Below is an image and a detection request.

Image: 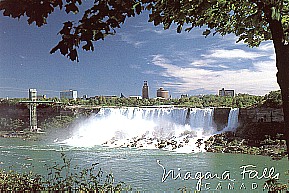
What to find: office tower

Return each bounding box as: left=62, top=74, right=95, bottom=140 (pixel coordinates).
left=142, top=81, right=149, bottom=99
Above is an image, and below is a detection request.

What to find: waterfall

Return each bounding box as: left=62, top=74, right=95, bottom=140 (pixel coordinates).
left=96, top=107, right=215, bottom=130
left=189, top=108, right=215, bottom=132
left=62, top=107, right=239, bottom=153
left=223, top=108, right=239, bottom=131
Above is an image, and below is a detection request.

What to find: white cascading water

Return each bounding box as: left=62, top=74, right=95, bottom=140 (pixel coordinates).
left=62, top=107, right=239, bottom=153
left=223, top=108, right=239, bottom=132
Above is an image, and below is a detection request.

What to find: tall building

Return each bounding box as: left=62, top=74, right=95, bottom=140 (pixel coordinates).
left=28, top=89, right=37, bottom=131
left=157, top=87, right=169, bottom=99
left=219, top=88, right=235, bottom=97
left=142, top=81, right=149, bottom=99
left=29, top=89, right=37, bottom=101
left=60, top=90, right=78, bottom=100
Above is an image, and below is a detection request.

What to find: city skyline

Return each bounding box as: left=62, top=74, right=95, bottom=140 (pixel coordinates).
left=0, top=85, right=240, bottom=100
left=0, top=9, right=279, bottom=98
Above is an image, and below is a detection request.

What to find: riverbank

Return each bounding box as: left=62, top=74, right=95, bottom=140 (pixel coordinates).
left=205, top=131, right=287, bottom=160
left=0, top=130, right=45, bottom=141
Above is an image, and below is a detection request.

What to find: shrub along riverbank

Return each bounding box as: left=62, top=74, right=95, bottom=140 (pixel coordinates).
left=205, top=131, right=287, bottom=160
left=0, top=152, right=130, bottom=192
left=0, top=115, right=77, bottom=141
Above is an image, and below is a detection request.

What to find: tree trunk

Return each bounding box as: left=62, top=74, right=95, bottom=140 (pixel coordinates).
left=273, top=42, right=289, bottom=159
left=275, top=47, right=289, bottom=159
left=269, top=18, right=289, bottom=159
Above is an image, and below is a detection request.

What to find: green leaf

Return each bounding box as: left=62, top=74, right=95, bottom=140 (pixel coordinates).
left=82, top=41, right=94, bottom=51
left=271, top=7, right=281, bottom=20
left=134, top=3, right=142, bottom=15
left=68, top=49, right=78, bottom=62
left=65, top=3, right=79, bottom=14
left=177, top=25, right=183, bottom=33
left=202, top=29, right=211, bottom=36
left=185, top=27, right=193, bottom=32
left=94, top=32, right=104, bottom=41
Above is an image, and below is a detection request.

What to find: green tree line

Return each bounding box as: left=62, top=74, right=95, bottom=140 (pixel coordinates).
left=51, top=91, right=283, bottom=108
left=66, top=91, right=282, bottom=108
left=2, top=91, right=282, bottom=109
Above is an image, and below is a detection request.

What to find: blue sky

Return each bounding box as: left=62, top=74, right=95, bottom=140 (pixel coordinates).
left=0, top=8, right=279, bottom=99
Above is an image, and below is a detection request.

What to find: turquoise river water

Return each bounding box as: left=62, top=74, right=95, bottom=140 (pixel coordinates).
left=0, top=107, right=288, bottom=192
left=0, top=138, right=288, bottom=192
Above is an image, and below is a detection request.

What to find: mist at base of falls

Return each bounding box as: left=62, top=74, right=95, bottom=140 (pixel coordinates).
left=62, top=107, right=239, bottom=153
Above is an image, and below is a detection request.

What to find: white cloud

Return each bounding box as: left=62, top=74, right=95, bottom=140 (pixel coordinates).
left=143, top=70, right=159, bottom=75
left=257, top=42, right=274, bottom=52
left=151, top=29, right=166, bottom=35
left=204, top=49, right=266, bottom=59
left=135, top=19, right=278, bottom=96
left=218, top=64, right=230, bottom=69
left=257, top=42, right=276, bottom=60
left=118, top=33, right=145, bottom=48
left=130, top=64, right=141, bottom=69
left=190, top=59, right=216, bottom=67
left=150, top=54, right=279, bottom=95
left=189, top=59, right=229, bottom=69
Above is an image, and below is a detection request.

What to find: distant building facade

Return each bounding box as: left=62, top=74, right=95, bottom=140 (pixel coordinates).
left=219, top=88, right=235, bottom=97
left=142, top=81, right=149, bottom=99
left=37, top=95, right=46, bottom=99
left=157, top=87, right=170, bottom=99
left=129, top=96, right=142, bottom=99
left=60, top=90, right=78, bottom=100
left=29, top=89, right=37, bottom=101
left=180, top=94, right=189, bottom=98
left=28, top=89, right=37, bottom=131
left=89, top=95, right=117, bottom=100
left=103, top=95, right=117, bottom=99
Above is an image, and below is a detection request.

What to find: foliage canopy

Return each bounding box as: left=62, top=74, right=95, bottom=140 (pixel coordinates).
left=2, top=0, right=289, bottom=61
